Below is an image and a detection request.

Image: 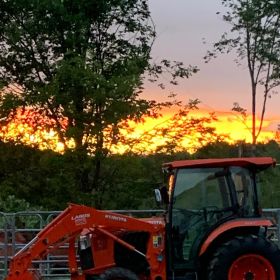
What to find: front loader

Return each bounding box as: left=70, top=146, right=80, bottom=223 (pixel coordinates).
left=5, top=157, right=280, bottom=280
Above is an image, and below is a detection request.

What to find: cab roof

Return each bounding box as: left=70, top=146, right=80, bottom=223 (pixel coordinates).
left=163, top=157, right=276, bottom=171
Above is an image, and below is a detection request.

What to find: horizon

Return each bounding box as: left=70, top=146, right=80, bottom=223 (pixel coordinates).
left=1, top=106, right=277, bottom=154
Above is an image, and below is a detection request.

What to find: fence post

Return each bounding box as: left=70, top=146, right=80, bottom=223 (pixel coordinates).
left=3, top=217, right=8, bottom=278
left=0, top=213, right=9, bottom=279
left=276, top=209, right=280, bottom=248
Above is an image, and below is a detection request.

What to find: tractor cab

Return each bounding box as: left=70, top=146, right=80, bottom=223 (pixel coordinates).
left=160, top=157, right=276, bottom=277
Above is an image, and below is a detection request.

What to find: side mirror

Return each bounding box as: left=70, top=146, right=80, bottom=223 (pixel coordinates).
left=154, top=186, right=169, bottom=206
left=154, top=189, right=162, bottom=204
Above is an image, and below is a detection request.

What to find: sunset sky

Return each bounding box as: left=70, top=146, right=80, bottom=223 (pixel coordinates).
left=145, top=0, right=280, bottom=135
left=1, top=1, right=279, bottom=153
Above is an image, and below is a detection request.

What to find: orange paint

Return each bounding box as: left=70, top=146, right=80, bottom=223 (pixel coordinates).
left=6, top=204, right=166, bottom=280
left=199, top=218, right=273, bottom=256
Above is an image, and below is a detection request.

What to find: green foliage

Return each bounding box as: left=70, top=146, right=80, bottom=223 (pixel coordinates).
left=0, top=195, right=33, bottom=213
left=1, top=140, right=279, bottom=211
left=0, top=0, right=197, bottom=199
left=0, top=141, right=189, bottom=210
left=253, top=141, right=280, bottom=208
left=0, top=0, right=154, bottom=148
left=0, top=141, right=280, bottom=211
left=0, top=0, right=195, bottom=151
left=0, top=194, right=43, bottom=229
left=98, top=152, right=191, bottom=209
left=195, top=141, right=240, bottom=158
left=0, top=141, right=80, bottom=210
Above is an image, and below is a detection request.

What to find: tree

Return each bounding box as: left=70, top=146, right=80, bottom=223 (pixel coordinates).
left=0, top=0, right=196, bottom=206
left=194, top=141, right=239, bottom=159
left=113, top=100, right=227, bottom=154
left=206, top=0, right=280, bottom=148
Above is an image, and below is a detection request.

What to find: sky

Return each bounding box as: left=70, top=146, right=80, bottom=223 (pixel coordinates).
left=146, top=0, right=280, bottom=132
left=2, top=0, right=279, bottom=151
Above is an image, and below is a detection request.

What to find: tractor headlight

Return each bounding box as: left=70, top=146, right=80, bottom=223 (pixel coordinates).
left=79, top=234, right=91, bottom=250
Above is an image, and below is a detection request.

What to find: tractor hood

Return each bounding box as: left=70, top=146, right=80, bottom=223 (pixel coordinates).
left=140, top=216, right=165, bottom=226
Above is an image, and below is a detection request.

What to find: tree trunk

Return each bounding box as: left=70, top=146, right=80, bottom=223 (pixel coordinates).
left=91, top=129, right=105, bottom=208
left=252, top=85, right=257, bottom=155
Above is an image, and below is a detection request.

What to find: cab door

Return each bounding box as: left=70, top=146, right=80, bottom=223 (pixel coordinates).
left=170, top=167, right=234, bottom=268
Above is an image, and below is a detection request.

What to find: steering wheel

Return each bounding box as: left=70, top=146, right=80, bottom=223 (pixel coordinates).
left=173, top=208, right=203, bottom=235
left=201, top=206, right=234, bottom=222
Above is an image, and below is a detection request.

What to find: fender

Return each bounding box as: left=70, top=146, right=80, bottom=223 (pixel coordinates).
left=199, top=218, right=273, bottom=256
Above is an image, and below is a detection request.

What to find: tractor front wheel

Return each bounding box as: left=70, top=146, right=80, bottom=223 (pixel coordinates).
left=207, top=235, right=280, bottom=280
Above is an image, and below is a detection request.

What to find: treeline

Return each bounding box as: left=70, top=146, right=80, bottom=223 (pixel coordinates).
left=1, top=140, right=280, bottom=212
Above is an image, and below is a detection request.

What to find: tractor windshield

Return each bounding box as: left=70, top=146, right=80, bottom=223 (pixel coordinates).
left=170, top=166, right=257, bottom=266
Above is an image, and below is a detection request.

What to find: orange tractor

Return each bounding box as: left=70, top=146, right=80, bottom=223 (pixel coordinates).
left=5, top=157, right=280, bottom=280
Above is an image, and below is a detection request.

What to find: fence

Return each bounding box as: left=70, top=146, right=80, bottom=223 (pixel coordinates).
left=262, top=208, right=280, bottom=245
left=0, top=210, right=63, bottom=280
left=1, top=209, right=280, bottom=279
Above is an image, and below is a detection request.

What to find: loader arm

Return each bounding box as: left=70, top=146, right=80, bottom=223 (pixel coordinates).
left=6, top=203, right=164, bottom=280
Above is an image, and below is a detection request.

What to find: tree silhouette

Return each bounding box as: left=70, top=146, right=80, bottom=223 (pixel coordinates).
left=206, top=0, right=280, bottom=149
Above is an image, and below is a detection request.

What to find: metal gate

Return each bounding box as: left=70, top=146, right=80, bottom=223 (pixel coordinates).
left=0, top=210, right=69, bottom=280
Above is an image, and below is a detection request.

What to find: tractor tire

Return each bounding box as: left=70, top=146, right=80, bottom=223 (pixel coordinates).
left=98, top=267, right=139, bottom=280
left=207, top=235, right=280, bottom=280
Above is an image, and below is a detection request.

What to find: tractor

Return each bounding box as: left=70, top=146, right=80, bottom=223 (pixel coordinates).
left=5, top=157, right=280, bottom=280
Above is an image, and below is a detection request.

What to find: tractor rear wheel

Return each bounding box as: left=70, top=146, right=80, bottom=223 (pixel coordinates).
left=98, top=267, right=139, bottom=280
left=207, top=235, right=280, bottom=280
